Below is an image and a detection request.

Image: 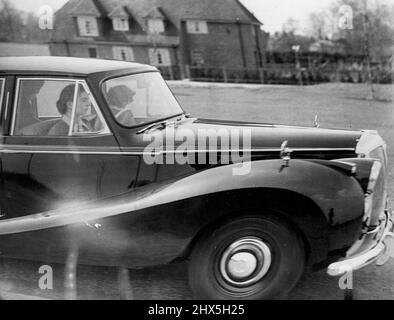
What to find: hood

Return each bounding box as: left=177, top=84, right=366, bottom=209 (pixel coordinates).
left=133, top=117, right=363, bottom=160
left=188, top=119, right=361, bottom=151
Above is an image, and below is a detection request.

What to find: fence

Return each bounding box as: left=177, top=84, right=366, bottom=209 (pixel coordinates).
left=156, top=65, right=182, bottom=81
left=159, top=63, right=391, bottom=85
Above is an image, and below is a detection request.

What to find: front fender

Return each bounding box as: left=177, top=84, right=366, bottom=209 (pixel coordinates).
left=154, top=159, right=365, bottom=226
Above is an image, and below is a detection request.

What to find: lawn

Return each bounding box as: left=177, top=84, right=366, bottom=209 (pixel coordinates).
left=169, top=81, right=394, bottom=208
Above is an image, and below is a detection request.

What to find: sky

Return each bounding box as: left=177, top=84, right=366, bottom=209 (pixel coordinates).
left=240, top=0, right=332, bottom=34
left=4, top=0, right=359, bottom=34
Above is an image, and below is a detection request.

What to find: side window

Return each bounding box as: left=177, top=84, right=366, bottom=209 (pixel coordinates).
left=12, top=79, right=109, bottom=137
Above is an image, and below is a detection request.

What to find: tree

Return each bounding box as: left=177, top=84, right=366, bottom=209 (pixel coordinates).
left=308, top=0, right=394, bottom=61
left=0, top=0, right=51, bottom=42
left=308, top=10, right=336, bottom=40
left=0, top=0, right=24, bottom=41
left=282, top=17, right=300, bottom=34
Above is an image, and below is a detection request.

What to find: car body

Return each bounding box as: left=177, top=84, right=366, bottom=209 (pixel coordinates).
left=0, top=56, right=392, bottom=299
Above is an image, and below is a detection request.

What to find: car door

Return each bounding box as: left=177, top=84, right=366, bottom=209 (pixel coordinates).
left=0, top=77, right=140, bottom=220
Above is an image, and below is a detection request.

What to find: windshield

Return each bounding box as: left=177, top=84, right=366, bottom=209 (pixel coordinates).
left=102, top=72, right=183, bottom=127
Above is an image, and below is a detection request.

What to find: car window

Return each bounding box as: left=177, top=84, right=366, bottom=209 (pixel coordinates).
left=12, top=79, right=109, bottom=137
left=102, top=72, right=183, bottom=127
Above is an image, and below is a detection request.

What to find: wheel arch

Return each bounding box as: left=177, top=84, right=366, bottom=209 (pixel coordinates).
left=179, top=187, right=330, bottom=267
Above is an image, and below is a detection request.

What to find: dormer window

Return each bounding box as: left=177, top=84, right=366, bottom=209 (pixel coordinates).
left=147, top=19, right=165, bottom=34
left=112, top=18, right=129, bottom=31
left=144, top=7, right=166, bottom=34
left=108, top=6, right=130, bottom=32
left=77, top=16, right=99, bottom=37
left=186, top=20, right=208, bottom=34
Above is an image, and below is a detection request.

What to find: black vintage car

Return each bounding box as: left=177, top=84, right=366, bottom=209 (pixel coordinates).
left=0, top=56, right=392, bottom=300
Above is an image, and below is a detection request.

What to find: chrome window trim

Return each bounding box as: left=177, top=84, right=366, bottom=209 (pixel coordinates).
left=4, top=92, right=9, bottom=122
left=0, top=146, right=356, bottom=155
left=0, top=78, right=5, bottom=117
left=77, top=80, right=110, bottom=136
left=11, top=77, right=111, bottom=137
left=68, top=81, right=79, bottom=137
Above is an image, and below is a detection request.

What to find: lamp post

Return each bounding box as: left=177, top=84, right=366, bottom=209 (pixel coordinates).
left=292, top=45, right=303, bottom=86
left=362, top=0, right=376, bottom=100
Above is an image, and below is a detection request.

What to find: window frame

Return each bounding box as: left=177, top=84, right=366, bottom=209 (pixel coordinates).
left=88, top=47, right=99, bottom=58
left=0, top=78, right=5, bottom=118
left=186, top=20, right=208, bottom=34
left=147, top=18, right=165, bottom=34
left=112, top=46, right=134, bottom=61
left=10, top=77, right=111, bottom=137
left=77, top=16, right=99, bottom=37
left=101, top=71, right=184, bottom=129
left=148, top=48, right=171, bottom=66
left=112, top=17, right=129, bottom=31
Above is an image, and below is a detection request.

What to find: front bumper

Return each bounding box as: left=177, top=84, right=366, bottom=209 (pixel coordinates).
left=327, top=210, right=394, bottom=276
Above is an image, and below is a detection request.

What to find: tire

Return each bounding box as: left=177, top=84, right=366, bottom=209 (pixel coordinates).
left=188, top=213, right=306, bottom=300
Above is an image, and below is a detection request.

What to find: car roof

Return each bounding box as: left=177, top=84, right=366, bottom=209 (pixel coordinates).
left=0, top=56, right=157, bottom=76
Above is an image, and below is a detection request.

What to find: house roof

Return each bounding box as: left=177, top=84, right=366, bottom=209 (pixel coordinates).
left=108, top=5, right=129, bottom=18
left=68, top=0, right=102, bottom=17
left=52, top=0, right=263, bottom=43
left=144, top=6, right=166, bottom=20
left=127, top=0, right=262, bottom=24
left=57, top=0, right=262, bottom=24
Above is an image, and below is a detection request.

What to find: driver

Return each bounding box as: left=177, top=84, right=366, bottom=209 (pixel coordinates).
left=106, top=85, right=137, bottom=126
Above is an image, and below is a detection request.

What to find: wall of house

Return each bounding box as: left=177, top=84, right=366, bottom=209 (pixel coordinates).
left=50, top=42, right=178, bottom=67
left=183, top=22, right=264, bottom=70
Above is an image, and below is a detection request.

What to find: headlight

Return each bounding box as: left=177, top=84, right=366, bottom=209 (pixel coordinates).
left=364, top=160, right=386, bottom=226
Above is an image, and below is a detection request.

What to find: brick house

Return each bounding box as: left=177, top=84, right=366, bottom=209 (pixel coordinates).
left=50, top=0, right=266, bottom=78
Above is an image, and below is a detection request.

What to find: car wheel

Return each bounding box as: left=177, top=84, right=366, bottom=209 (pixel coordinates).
left=189, top=214, right=306, bottom=300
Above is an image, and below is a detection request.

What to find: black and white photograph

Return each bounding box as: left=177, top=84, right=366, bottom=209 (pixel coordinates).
left=0, top=0, right=393, bottom=303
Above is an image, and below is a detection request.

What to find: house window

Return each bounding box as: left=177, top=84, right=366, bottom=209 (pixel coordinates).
left=112, top=18, right=129, bottom=31
left=149, top=48, right=171, bottom=66
left=191, top=51, right=204, bottom=66
left=186, top=20, right=208, bottom=34
left=251, top=25, right=256, bottom=37
left=113, top=47, right=134, bottom=61
left=88, top=47, right=98, bottom=58
left=77, top=16, right=99, bottom=37
left=147, top=19, right=165, bottom=34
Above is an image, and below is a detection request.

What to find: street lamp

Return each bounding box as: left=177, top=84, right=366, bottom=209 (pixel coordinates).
left=292, top=45, right=303, bottom=86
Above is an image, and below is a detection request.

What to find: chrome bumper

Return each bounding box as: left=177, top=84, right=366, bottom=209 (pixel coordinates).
left=327, top=210, right=394, bottom=276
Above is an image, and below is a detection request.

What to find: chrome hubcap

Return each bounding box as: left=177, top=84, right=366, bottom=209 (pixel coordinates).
left=220, top=237, right=271, bottom=287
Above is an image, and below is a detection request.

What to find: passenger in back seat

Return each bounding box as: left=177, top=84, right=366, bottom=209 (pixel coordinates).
left=49, top=84, right=94, bottom=136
